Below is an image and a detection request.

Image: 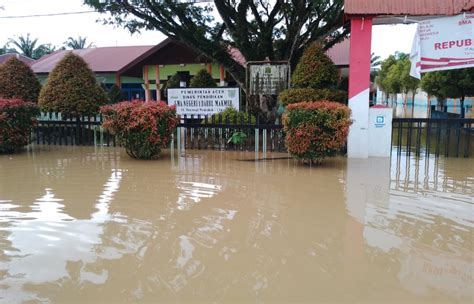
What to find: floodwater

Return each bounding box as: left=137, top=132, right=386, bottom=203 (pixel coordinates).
left=392, top=100, right=473, bottom=119
left=0, top=147, right=472, bottom=303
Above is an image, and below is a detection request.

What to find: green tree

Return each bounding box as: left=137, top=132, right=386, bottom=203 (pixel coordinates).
left=376, top=55, right=397, bottom=100
left=106, top=84, right=126, bottom=104
left=278, top=43, right=345, bottom=105
left=39, top=52, right=107, bottom=115
left=85, top=0, right=347, bottom=88
left=421, top=68, right=474, bottom=117
left=165, top=73, right=182, bottom=90
left=190, top=69, right=216, bottom=88
left=370, top=53, right=381, bottom=68
left=376, top=52, right=413, bottom=102
left=398, top=58, right=419, bottom=103
left=7, top=34, right=56, bottom=60
left=64, top=36, right=95, bottom=49
left=0, top=45, right=17, bottom=55
left=291, top=43, right=338, bottom=89
left=0, top=57, right=41, bottom=102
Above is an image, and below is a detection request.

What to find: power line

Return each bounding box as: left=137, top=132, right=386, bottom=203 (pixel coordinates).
left=0, top=10, right=96, bottom=19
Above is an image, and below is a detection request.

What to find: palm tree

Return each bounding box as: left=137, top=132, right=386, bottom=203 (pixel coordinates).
left=64, top=36, right=95, bottom=49
left=8, top=34, right=38, bottom=58
left=0, top=45, right=17, bottom=55
left=7, top=34, right=55, bottom=59
left=371, top=53, right=382, bottom=68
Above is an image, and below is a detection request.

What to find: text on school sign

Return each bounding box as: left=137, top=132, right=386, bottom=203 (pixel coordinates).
left=167, top=88, right=240, bottom=116
left=410, top=13, right=474, bottom=78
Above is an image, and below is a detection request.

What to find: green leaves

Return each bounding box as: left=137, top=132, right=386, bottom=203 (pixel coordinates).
left=290, top=43, right=339, bottom=90
left=0, top=99, right=39, bottom=153
left=0, top=57, right=41, bottom=103
left=283, top=101, right=351, bottom=163
left=190, top=69, right=216, bottom=88
left=38, top=52, right=107, bottom=116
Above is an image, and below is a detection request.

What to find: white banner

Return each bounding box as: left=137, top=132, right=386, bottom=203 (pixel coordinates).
left=410, top=13, right=474, bottom=79
left=167, top=88, right=240, bottom=116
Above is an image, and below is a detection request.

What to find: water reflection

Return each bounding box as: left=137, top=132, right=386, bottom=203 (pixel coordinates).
left=0, top=147, right=472, bottom=302
left=0, top=165, right=123, bottom=303
left=346, top=155, right=473, bottom=301
left=393, top=100, right=474, bottom=118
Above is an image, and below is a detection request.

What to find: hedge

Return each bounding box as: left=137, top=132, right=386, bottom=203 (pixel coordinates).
left=279, top=88, right=347, bottom=105
left=201, top=107, right=256, bottom=125
left=190, top=69, right=216, bottom=88
left=290, top=43, right=339, bottom=89
left=101, top=101, right=178, bottom=159
left=39, top=52, right=106, bottom=116
left=0, top=57, right=41, bottom=103
left=0, top=98, right=40, bottom=153
left=283, top=101, right=352, bottom=163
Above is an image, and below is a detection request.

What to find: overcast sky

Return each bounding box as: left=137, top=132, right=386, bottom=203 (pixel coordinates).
left=0, top=0, right=417, bottom=60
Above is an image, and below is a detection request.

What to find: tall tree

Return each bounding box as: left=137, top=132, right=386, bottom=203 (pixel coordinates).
left=370, top=53, right=381, bottom=68
left=376, top=52, right=412, bottom=102
left=7, top=34, right=56, bottom=59
left=421, top=68, right=474, bottom=118
left=398, top=58, right=419, bottom=103
left=64, top=36, right=95, bottom=49
left=84, top=0, right=347, bottom=89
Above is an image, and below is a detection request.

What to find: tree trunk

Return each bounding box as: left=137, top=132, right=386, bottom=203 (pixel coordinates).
left=460, top=96, right=465, bottom=118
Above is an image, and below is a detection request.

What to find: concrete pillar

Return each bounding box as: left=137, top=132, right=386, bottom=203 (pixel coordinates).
left=348, top=17, right=373, bottom=158
left=115, top=74, right=121, bottom=87
left=219, top=65, right=226, bottom=87
left=155, top=65, right=161, bottom=101
left=144, top=65, right=151, bottom=102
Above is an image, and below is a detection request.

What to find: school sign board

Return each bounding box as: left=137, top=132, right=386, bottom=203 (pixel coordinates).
left=410, top=13, right=474, bottom=78
left=248, top=63, right=290, bottom=95
left=167, top=88, right=240, bottom=116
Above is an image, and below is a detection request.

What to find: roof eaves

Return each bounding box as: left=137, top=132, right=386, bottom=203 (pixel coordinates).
left=117, top=37, right=174, bottom=75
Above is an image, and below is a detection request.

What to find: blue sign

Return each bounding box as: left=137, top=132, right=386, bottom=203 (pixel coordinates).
left=375, top=115, right=385, bottom=128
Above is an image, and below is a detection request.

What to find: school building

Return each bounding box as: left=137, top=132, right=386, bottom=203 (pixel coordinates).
left=31, top=38, right=349, bottom=101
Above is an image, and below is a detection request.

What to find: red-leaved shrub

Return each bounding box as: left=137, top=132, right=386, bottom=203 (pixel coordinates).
left=283, top=101, right=352, bottom=163
left=100, top=101, right=178, bottom=159
left=0, top=98, right=40, bottom=153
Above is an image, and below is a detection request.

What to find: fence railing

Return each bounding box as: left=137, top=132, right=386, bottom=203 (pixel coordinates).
left=174, top=114, right=285, bottom=152
left=32, top=113, right=285, bottom=152
left=391, top=118, right=474, bottom=158
left=33, top=112, right=116, bottom=146
left=33, top=114, right=473, bottom=158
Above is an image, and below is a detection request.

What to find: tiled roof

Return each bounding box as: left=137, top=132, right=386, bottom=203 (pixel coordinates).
left=345, top=0, right=474, bottom=16
left=228, top=41, right=350, bottom=67
left=0, top=53, right=35, bottom=66
left=326, top=39, right=350, bottom=67
left=31, top=45, right=154, bottom=74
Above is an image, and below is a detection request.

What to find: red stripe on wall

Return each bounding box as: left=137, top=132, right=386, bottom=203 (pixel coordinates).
left=348, top=17, right=373, bottom=100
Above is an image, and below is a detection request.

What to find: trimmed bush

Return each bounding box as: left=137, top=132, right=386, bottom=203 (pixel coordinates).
left=0, top=98, right=40, bottom=153
left=202, top=107, right=256, bottom=124
left=283, top=101, right=352, bottom=163
left=291, top=43, right=339, bottom=89
left=279, top=43, right=346, bottom=106
left=106, top=84, right=126, bottom=104
left=190, top=69, right=216, bottom=88
left=165, top=73, right=182, bottom=90
left=279, top=88, right=347, bottom=105
left=0, top=57, right=41, bottom=103
left=101, top=101, right=178, bottom=159
left=39, top=52, right=106, bottom=116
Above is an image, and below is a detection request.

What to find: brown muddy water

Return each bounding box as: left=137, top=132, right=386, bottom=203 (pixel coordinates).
left=0, top=146, right=472, bottom=303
